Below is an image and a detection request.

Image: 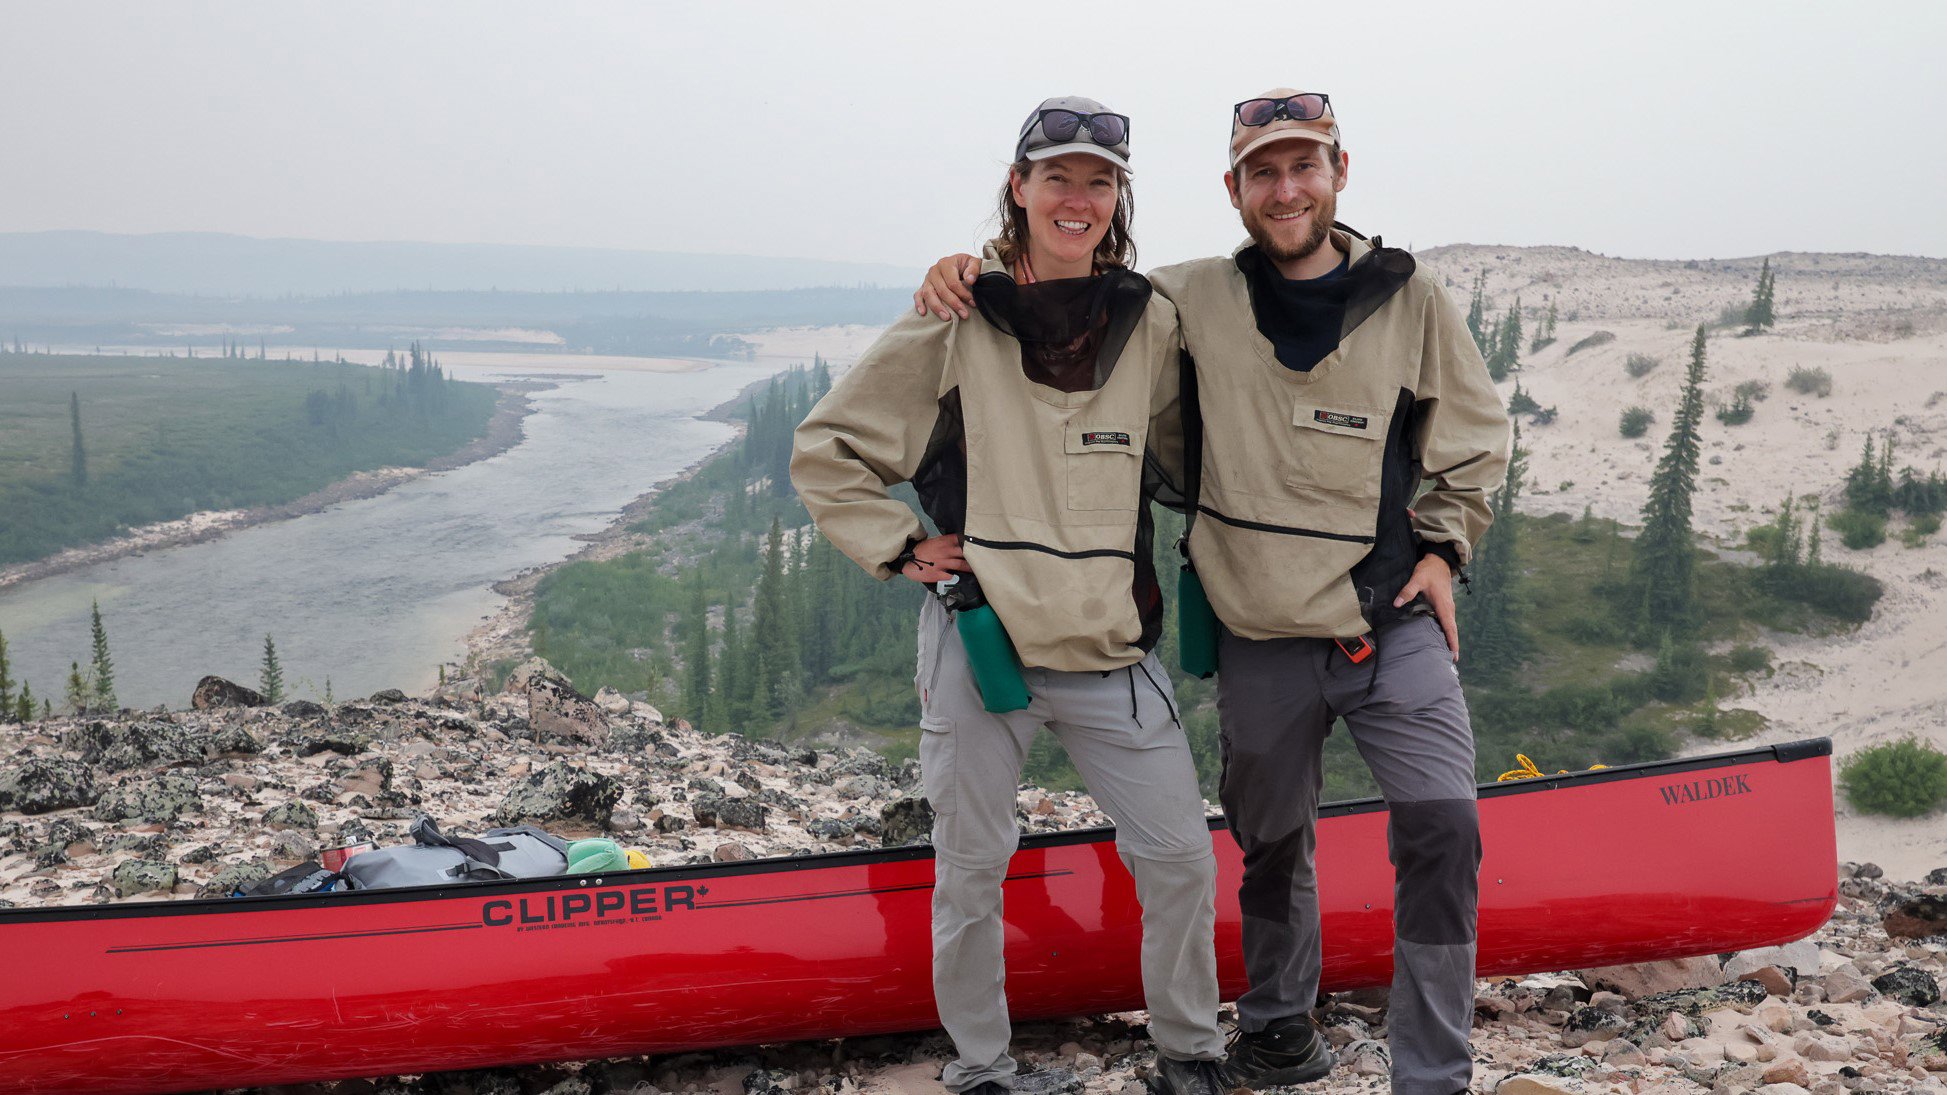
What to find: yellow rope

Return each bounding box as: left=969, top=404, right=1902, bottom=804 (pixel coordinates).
left=1497, top=753, right=1609, bottom=782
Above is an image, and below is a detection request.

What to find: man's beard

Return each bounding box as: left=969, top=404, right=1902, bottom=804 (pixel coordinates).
left=1246, top=192, right=1335, bottom=267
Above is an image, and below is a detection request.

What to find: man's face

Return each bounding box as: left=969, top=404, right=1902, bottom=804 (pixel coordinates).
left=1225, top=140, right=1349, bottom=267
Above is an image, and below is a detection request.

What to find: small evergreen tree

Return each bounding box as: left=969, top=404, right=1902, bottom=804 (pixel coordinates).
left=260, top=635, right=285, bottom=704
left=88, top=600, right=116, bottom=711
left=1745, top=257, right=1776, bottom=331
left=1466, top=271, right=1488, bottom=354
left=0, top=628, right=13, bottom=715
left=17, top=681, right=34, bottom=724
left=1632, top=325, right=1709, bottom=635
left=1457, top=422, right=1533, bottom=681
left=70, top=391, right=87, bottom=487
left=682, top=587, right=713, bottom=726
left=65, top=661, right=91, bottom=716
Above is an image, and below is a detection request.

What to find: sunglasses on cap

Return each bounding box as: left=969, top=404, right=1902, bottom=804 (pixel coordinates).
left=1019, top=108, right=1130, bottom=156
left=1233, top=93, right=1331, bottom=128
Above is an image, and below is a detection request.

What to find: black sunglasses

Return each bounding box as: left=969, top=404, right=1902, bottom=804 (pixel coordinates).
left=1020, top=109, right=1130, bottom=157
left=1233, top=93, right=1331, bottom=128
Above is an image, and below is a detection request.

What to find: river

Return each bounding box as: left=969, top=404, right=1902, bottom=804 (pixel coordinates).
left=0, top=351, right=812, bottom=711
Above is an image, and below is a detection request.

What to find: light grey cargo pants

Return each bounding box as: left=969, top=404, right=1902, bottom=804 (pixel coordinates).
left=1216, top=615, right=1483, bottom=1095
left=916, top=597, right=1224, bottom=1093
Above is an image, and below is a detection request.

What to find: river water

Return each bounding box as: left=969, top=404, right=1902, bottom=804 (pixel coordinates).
left=0, top=354, right=796, bottom=710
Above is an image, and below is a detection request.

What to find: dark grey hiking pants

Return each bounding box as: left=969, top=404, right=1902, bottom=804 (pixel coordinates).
left=916, top=598, right=1224, bottom=1093
left=1216, top=615, right=1482, bottom=1095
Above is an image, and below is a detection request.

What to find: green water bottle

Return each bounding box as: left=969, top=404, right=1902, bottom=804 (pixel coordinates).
left=1178, top=564, right=1220, bottom=679
left=935, top=574, right=1031, bottom=713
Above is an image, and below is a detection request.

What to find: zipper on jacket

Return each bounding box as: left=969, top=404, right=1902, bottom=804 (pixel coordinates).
left=962, top=534, right=1137, bottom=562
left=1194, top=504, right=1376, bottom=545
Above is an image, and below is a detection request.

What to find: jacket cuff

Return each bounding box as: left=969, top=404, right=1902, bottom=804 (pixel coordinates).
left=1419, top=539, right=1463, bottom=572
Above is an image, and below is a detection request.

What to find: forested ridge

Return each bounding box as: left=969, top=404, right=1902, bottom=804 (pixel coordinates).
left=0, top=346, right=498, bottom=566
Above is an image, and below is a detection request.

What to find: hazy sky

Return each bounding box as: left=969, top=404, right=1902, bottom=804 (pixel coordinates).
left=4, top=2, right=1942, bottom=271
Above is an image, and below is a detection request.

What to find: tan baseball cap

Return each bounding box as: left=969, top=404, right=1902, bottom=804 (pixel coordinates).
left=1228, top=88, right=1340, bottom=169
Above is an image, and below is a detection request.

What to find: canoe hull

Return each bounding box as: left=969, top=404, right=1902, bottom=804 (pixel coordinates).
left=0, top=741, right=1836, bottom=1094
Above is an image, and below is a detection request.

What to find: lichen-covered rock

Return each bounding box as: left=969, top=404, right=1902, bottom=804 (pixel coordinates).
left=1870, top=964, right=1941, bottom=1007
left=507, top=658, right=605, bottom=745
left=110, top=857, right=178, bottom=897
left=367, top=688, right=409, bottom=705
left=191, top=676, right=264, bottom=709
left=1562, top=1005, right=1629, bottom=1047
left=494, top=763, right=620, bottom=830
left=201, top=861, right=271, bottom=897
left=691, top=794, right=767, bottom=833
left=1882, top=892, right=1947, bottom=939
left=263, top=801, right=319, bottom=831
left=279, top=699, right=327, bottom=719
left=65, top=718, right=211, bottom=772
left=209, top=724, right=263, bottom=755
left=880, top=796, right=934, bottom=847
left=92, top=772, right=202, bottom=824
left=0, top=757, right=99, bottom=814
left=270, top=829, right=316, bottom=862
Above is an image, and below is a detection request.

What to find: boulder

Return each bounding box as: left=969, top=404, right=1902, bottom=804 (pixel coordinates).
left=506, top=659, right=605, bottom=745
left=191, top=676, right=264, bottom=709
left=91, top=772, right=202, bottom=824
left=1883, top=893, right=1947, bottom=939
left=65, top=718, right=212, bottom=772
left=110, top=857, right=178, bottom=897
left=280, top=699, right=327, bottom=718
left=1579, top=955, right=1725, bottom=999
left=1726, top=941, right=1822, bottom=983
left=263, top=801, right=319, bottom=831
left=367, top=688, right=408, bottom=705
left=691, top=794, right=767, bottom=833
left=493, top=763, right=620, bottom=831
left=1562, top=1006, right=1629, bottom=1047
left=200, top=862, right=269, bottom=898
left=880, top=796, right=935, bottom=847
left=1870, top=965, right=1941, bottom=1007
left=209, top=724, right=263, bottom=755
left=0, top=757, right=99, bottom=814
left=1821, top=963, right=1874, bottom=1004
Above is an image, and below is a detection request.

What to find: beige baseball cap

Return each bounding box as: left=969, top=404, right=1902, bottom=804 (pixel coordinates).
left=1228, top=88, right=1340, bottom=169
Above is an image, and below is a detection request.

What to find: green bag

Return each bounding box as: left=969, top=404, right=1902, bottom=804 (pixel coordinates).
left=1178, top=564, right=1220, bottom=679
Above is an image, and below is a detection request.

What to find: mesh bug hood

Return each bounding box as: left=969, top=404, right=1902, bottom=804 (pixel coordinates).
left=972, top=265, right=1153, bottom=392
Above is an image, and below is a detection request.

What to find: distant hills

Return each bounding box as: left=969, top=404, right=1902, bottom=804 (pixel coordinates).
left=0, top=231, right=922, bottom=295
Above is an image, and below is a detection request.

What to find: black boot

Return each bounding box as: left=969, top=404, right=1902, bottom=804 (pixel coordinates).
left=1146, top=1054, right=1231, bottom=1095
left=1218, top=1014, right=1334, bottom=1087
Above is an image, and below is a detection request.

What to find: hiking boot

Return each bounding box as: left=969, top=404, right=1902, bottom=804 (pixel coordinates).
left=1218, top=1014, right=1334, bottom=1087
left=1145, top=1054, right=1230, bottom=1095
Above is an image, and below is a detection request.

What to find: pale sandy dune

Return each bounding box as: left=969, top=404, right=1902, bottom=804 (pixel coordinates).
left=1421, top=244, right=1947, bottom=880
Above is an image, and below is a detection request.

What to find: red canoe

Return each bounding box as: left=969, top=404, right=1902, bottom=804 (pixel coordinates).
left=0, top=740, right=1836, bottom=1095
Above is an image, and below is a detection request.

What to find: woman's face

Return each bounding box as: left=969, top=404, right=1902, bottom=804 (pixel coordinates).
left=1009, top=153, right=1119, bottom=270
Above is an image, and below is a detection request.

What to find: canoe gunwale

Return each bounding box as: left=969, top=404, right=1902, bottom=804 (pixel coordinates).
left=0, top=737, right=1831, bottom=926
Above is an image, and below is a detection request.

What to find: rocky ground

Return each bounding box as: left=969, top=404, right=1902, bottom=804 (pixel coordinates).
left=1, top=665, right=1943, bottom=1095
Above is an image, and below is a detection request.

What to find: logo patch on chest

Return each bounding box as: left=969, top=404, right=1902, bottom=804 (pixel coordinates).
left=1313, top=410, right=1369, bottom=430
left=1081, top=431, right=1132, bottom=447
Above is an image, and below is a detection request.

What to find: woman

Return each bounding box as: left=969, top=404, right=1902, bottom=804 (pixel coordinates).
left=790, top=97, right=1226, bottom=1095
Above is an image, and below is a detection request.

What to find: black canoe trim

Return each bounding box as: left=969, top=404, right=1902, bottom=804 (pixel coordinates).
left=963, top=534, right=1136, bottom=562
left=0, top=739, right=1828, bottom=926
left=1196, top=504, right=1376, bottom=545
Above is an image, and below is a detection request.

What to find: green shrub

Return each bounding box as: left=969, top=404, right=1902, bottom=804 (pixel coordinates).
left=1839, top=738, right=1947, bottom=818
left=1904, top=511, right=1943, bottom=548
left=1602, top=721, right=1677, bottom=764
left=1619, top=405, right=1655, bottom=438
left=1716, top=394, right=1755, bottom=425
left=1624, top=353, right=1660, bottom=378
left=1567, top=331, right=1616, bottom=357
left=1829, top=509, right=1887, bottom=550
left=1733, top=379, right=1771, bottom=403
left=1648, top=638, right=1709, bottom=702
left=1763, top=562, right=1883, bottom=623
left=1785, top=366, right=1833, bottom=397
left=1728, top=645, right=1772, bottom=674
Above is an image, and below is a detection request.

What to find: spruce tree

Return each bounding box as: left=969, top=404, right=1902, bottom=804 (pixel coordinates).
left=0, top=628, right=12, bottom=715
left=88, top=600, right=116, bottom=711
left=260, top=635, right=285, bottom=704
left=17, top=681, right=34, bottom=724
left=752, top=517, right=802, bottom=721
left=1746, top=257, right=1776, bottom=330
left=1457, top=422, right=1533, bottom=681
left=1632, top=325, right=1709, bottom=635
left=682, top=587, right=713, bottom=725
left=70, top=392, right=87, bottom=487
left=1466, top=271, right=1487, bottom=354
left=66, top=661, right=91, bottom=716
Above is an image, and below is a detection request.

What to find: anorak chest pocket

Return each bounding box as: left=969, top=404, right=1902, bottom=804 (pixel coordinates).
left=1064, top=422, right=1142, bottom=512
left=1286, top=403, right=1388, bottom=501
